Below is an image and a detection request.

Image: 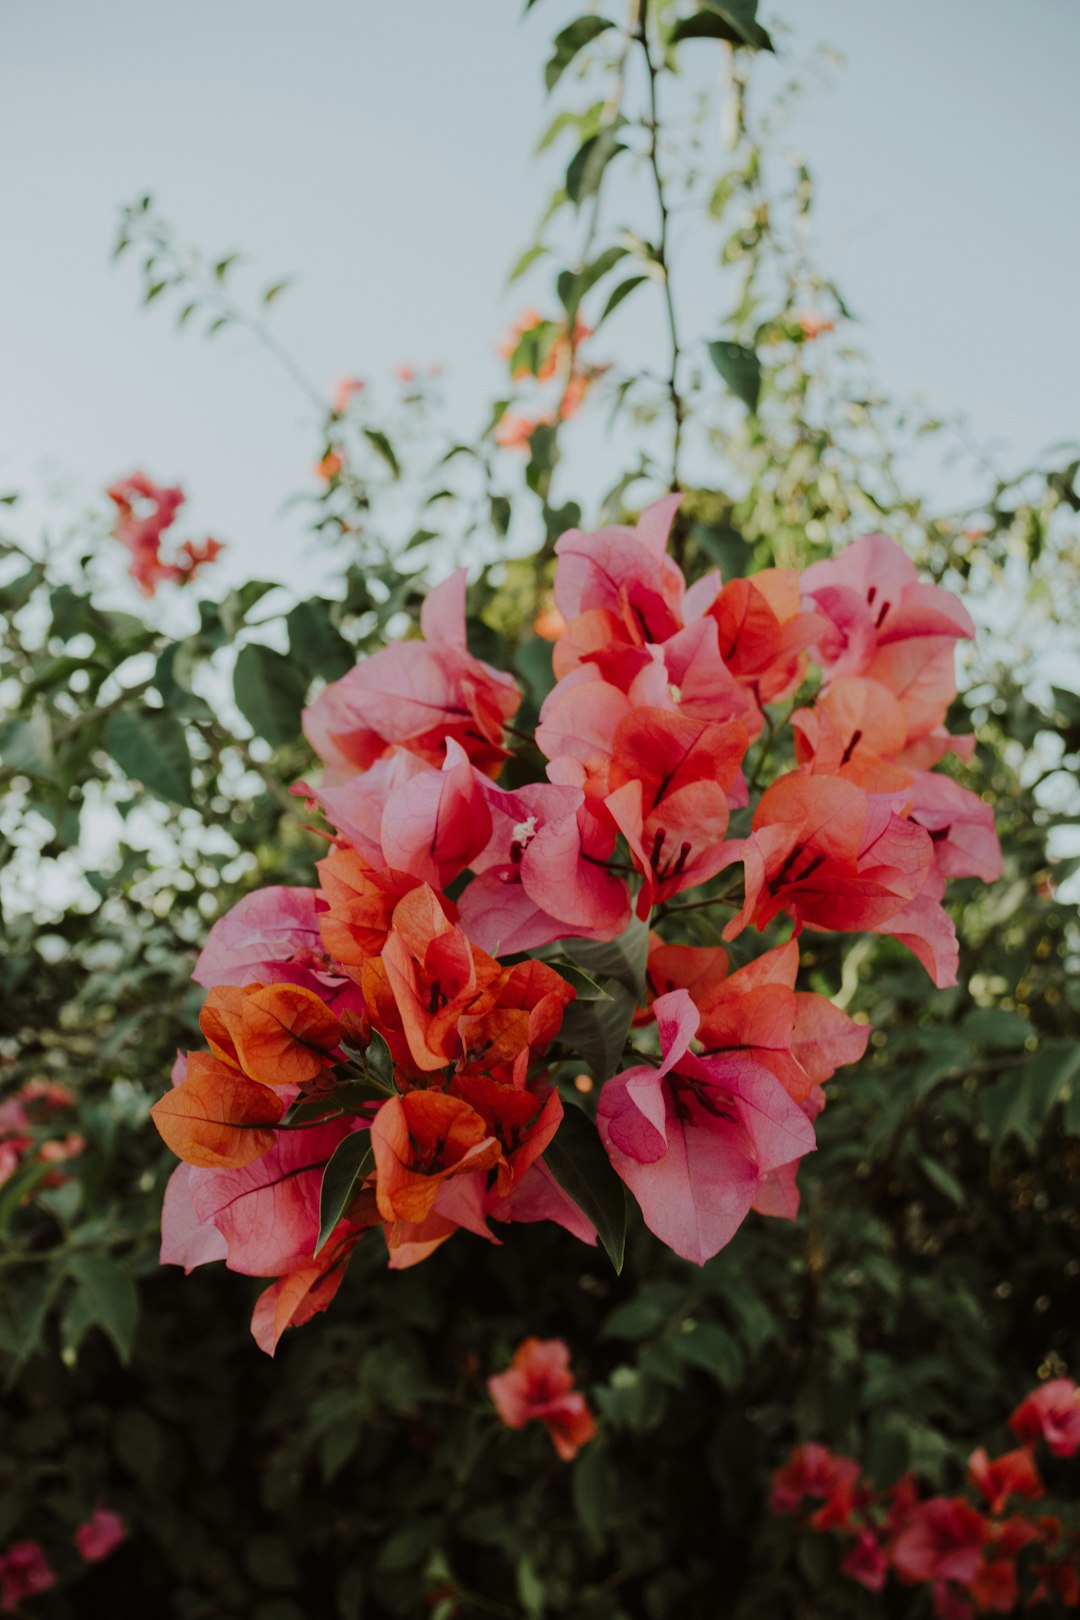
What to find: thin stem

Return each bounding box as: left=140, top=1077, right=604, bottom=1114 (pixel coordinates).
left=637, top=0, right=685, bottom=491
left=656, top=885, right=741, bottom=919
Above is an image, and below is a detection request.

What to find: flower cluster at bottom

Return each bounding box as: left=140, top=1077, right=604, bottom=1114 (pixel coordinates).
left=769, top=1379, right=1080, bottom=1613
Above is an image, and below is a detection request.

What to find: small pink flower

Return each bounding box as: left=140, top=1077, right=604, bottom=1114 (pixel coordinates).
left=75, top=1506, right=127, bottom=1563
left=0, top=1542, right=56, bottom=1612
left=488, top=1337, right=595, bottom=1461
left=1008, top=1379, right=1080, bottom=1458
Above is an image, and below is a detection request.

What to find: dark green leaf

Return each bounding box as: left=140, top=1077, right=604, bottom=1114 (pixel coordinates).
left=545, top=1103, right=627, bottom=1272
left=566, top=126, right=626, bottom=206
left=545, top=16, right=614, bottom=92
left=316, top=1133, right=373, bottom=1255
left=362, top=427, right=401, bottom=478
left=572, top=1445, right=614, bottom=1552
left=708, top=340, right=761, bottom=412
left=233, top=643, right=308, bottom=747
left=597, top=274, right=648, bottom=327
left=103, top=708, right=194, bottom=807
left=64, top=1255, right=138, bottom=1364
left=286, top=600, right=353, bottom=682
left=563, top=913, right=649, bottom=997
left=670, top=1, right=773, bottom=50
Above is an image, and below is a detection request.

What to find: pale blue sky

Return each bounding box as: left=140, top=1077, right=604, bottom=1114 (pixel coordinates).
left=1, top=1, right=1077, bottom=594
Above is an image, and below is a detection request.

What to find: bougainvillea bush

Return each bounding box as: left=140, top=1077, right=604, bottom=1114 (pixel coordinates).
left=2, top=4, right=1079, bottom=1617
left=151, top=506, right=1001, bottom=1353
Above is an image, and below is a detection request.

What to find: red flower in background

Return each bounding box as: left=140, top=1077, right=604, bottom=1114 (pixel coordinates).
left=488, top=1337, right=595, bottom=1460
left=107, top=471, right=223, bottom=595
left=75, top=1506, right=127, bottom=1563
left=1009, top=1380, right=1080, bottom=1458
left=0, top=1542, right=56, bottom=1612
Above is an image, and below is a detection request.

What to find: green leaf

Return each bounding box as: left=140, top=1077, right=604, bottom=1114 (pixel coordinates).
left=362, top=427, right=401, bottom=478
left=545, top=1104, right=627, bottom=1273
left=316, top=1133, right=373, bottom=1255
left=670, top=1, right=773, bottom=50
left=103, top=707, right=195, bottom=807
left=572, top=1446, right=614, bottom=1552
left=563, top=913, right=649, bottom=998
left=597, top=274, right=648, bottom=328
left=917, top=1155, right=966, bottom=1209
left=516, top=1555, right=545, bottom=1617
left=506, top=243, right=547, bottom=285
left=542, top=961, right=611, bottom=1001
left=708, top=340, right=761, bottom=412
left=566, top=125, right=626, bottom=206
left=64, top=1255, right=138, bottom=1364
left=558, top=244, right=627, bottom=324
left=545, top=16, right=614, bottom=92
left=263, top=279, right=292, bottom=305
left=286, top=600, right=353, bottom=682
left=233, top=643, right=308, bottom=747
left=558, top=984, right=636, bottom=1083
left=673, top=1321, right=744, bottom=1387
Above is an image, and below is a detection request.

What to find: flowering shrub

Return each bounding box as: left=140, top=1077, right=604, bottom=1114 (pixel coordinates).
left=150, top=503, right=1001, bottom=1352
left=769, top=1379, right=1080, bottom=1612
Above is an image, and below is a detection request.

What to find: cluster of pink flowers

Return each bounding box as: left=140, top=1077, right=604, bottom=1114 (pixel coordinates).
left=0, top=1508, right=125, bottom=1613
left=0, top=1081, right=83, bottom=1191
left=106, top=471, right=223, bottom=595
left=770, top=1380, right=1080, bottom=1613
left=488, top=1336, right=595, bottom=1461
left=151, top=500, right=1000, bottom=1351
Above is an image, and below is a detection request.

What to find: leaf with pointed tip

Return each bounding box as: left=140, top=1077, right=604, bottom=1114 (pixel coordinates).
left=708, top=339, right=762, bottom=413
left=545, top=1103, right=626, bottom=1273
left=316, top=1131, right=373, bottom=1254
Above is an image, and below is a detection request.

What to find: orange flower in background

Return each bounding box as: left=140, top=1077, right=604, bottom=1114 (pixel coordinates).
left=199, top=981, right=342, bottom=1086
left=150, top=1052, right=284, bottom=1168
left=798, top=311, right=835, bottom=339
left=106, top=470, right=223, bottom=595
left=488, top=1337, right=595, bottom=1461
left=315, top=446, right=345, bottom=481
left=495, top=410, right=552, bottom=450
left=332, top=376, right=366, bottom=413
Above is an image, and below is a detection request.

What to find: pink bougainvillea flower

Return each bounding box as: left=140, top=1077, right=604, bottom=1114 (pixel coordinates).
left=707, top=568, right=827, bottom=707
left=605, top=709, right=750, bottom=914
left=597, top=990, right=815, bottom=1264
left=193, top=885, right=357, bottom=1011
left=1008, top=1378, right=1080, bottom=1458
left=75, top=1506, right=127, bottom=1563
left=250, top=1227, right=363, bottom=1356
left=841, top=1528, right=889, bottom=1592
left=890, top=1497, right=990, bottom=1586
left=488, top=1337, right=596, bottom=1461
left=457, top=778, right=630, bottom=954
left=303, top=741, right=493, bottom=893
left=161, top=1118, right=360, bottom=1277
left=803, top=533, right=975, bottom=677
left=967, top=1446, right=1043, bottom=1516
left=552, top=496, right=686, bottom=646
left=454, top=957, right=575, bottom=1088
left=302, top=570, right=521, bottom=781
left=722, top=771, right=957, bottom=985
left=0, top=1541, right=57, bottom=1612
left=906, top=771, right=1003, bottom=884
left=768, top=1443, right=861, bottom=1515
